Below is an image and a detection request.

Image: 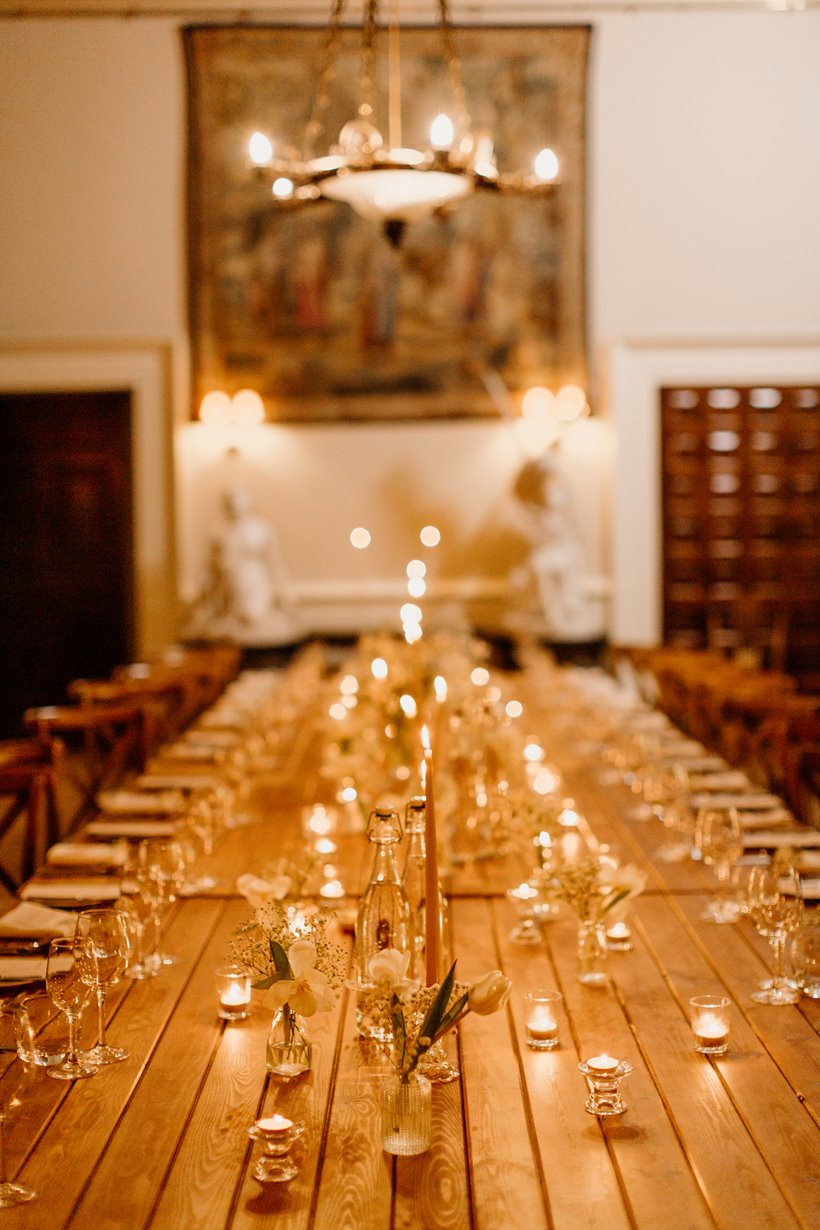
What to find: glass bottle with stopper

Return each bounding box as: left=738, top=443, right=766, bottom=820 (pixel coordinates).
left=402, top=795, right=449, bottom=982
left=355, top=806, right=412, bottom=1036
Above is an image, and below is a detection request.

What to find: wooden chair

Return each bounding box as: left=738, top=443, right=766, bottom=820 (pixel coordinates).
left=24, top=701, right=150, bottom=831
left=0, top=737, right=65, bottom=890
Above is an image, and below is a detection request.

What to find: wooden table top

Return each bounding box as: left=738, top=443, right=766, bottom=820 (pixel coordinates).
left=1, top=668, right=818, bottom=1230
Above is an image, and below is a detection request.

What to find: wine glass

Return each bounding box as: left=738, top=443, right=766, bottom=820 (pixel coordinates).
left=45, top=938, right=95, bottom=1081
left=697, top=807, right=743, bottom=923
left=0, top=1061, right=38, bottom=1206
left=74, top=909, right=130, bottom=1065
left=136, top=840, right=185, bottom=967
left=747, top=862, right=804, bottom=1005
left=116, top=889, right=158, bottom=981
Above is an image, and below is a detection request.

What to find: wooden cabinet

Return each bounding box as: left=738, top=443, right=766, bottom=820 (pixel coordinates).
left=660, top=384, right=820, bottom=676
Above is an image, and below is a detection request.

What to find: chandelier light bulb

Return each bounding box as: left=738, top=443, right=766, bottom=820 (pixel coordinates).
left=430, top=112, right=455, bottom=149
left=231, top=388, right=265, bottom=425
left=533, top=147, right=559, bottom=182
left=350, top=527, right=372, bottom=549
left=420, top=525, right=441, bottom=547
left=555, top=384, right=588, bottom=421
left=248, top=131, right=273, bottom=165
left=406, top=559, right=427, bottom=579
left=272, top=176, right=294, bottom=199
left=521, top=387, right=556, bottom=419
left=199, top=390, right=232, bottom=424
left=407, top=577, right=426, bottom=598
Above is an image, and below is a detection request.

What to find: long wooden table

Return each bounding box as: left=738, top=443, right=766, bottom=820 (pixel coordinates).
left=1, top=670, right=818, bottom=1230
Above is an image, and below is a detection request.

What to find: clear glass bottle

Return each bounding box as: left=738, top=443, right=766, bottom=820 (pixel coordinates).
left=401, top=796, right=449, bottom=982
left=355, top=807, right=411, bottom=1036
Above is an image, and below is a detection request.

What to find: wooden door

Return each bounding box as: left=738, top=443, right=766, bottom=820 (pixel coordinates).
left=0, top=391, right=134, bottom=736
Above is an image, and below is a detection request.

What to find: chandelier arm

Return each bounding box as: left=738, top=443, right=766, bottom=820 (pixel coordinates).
left=303, top=0, right=349, bottom=161
left=436, top=0, right=472, bottom=144
left=359, top=0, right=380, bottom=122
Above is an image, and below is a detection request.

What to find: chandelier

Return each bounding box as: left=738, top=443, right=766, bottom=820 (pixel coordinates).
left=247, top=0, right=559, bottom=244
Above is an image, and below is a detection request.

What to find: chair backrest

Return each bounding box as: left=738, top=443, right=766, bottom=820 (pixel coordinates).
left=0, top=736, right=65, bottom=889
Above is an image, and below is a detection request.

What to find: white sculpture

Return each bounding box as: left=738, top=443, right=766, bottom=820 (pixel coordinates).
left=509, top=448, right=603, bottom=641
left=187, top=488, right=300, bottom=645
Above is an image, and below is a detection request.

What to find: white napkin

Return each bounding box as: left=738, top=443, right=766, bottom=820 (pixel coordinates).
left=97, top=789, right=184, bottom=815
left=158, top=744, right=217, bottom=762
left=689, top=771, right=750, bottom=792
left=184, top=730, right=240, bottom=748
left=85, top=819, right=174, bottom=839
left=136, top=773, right=222, bottom=792
left=20, top=879, right=122, bottom=902
left=742, top=830, right=820, bottom=849
left=692, top=792, right=782, bottom=811
left=0, top=957, right=47, bottom=981
left=46, top=842, right=128, bottom=867
left=737, top=809, right=793, bottom=830
left=794, top=877, right=820, bottom=898
left=0, top=902, right=77, bottom=937
left=797, top=850, right=820, bottom=872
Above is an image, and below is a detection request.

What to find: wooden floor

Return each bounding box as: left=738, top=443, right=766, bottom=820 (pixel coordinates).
left=0, top=668, right=818, bottom=1230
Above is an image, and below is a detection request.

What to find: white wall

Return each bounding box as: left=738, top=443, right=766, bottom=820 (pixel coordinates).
left=1, top=12, right=819, bottom=648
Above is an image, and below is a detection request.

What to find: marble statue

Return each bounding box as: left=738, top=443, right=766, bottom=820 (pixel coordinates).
left=508, top=448, right=604, bottom=642
left=187, top=487, right=300, bottom=645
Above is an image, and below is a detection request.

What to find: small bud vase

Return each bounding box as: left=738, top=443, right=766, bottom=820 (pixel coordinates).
left=380, top=1072, right=433, bottom=1156
left=266, top=1006, right=312, bottom=1078
left=576, top=919, right=610, bottom=987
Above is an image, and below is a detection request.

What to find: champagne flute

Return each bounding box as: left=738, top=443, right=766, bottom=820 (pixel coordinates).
left=136, top=840, right=185, bottom=968
left=74, top=909, right=130, bottom=1065
left=697, top=807, right=743, bottom=923
left=45, top=938, right=95, bottom=1081
left=747, top=863, right=804, bottom=1005
left=0, top=1061, right=38, bottom=1206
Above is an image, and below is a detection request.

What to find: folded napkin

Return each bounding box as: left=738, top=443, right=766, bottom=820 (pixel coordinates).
left=780, top=875, right=820, bottom=899
left=98, top=789, right=184, bottom=816
left=184, top=730, right=240, bottom=748
left=46, top=842, right=128, bottom=868
left=20, top=879, right=122, bottom=902
left=85, top=819, right=174, bottom=840
left=136, top=773, right=222, bottom=792
left=0, top=902, right=77, bottom=937
left=669, top=756, right=727, bottom=773
left=742, top=829, right=820, bottom=849
left=0, top=956, right=47, bottom=981
left=737, top=809, right=793, bottom=830
left=797, top=850, right=820, bottom=873
left=658, top=739, right=707, bottom=758
left=692, top=792, right=782, bottom=811
left=689, top=771, right=751, bottom=792
left=157, top=744, right=217, bottom=762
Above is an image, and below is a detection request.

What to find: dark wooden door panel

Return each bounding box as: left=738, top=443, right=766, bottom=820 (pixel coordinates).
left=0, top=392, right=134, bottom=735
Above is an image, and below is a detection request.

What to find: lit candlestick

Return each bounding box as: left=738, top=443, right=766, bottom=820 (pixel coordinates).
left=524, top=989, right=562, bottom=1050
left=421, top=723, right=440, bottom=986
left=585, top=1053, right=619, bottom=1075
left=689, top=995, right=730, bottom=1053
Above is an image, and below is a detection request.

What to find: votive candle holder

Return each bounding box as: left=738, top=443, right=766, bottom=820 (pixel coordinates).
left=216, top=964, right=251, bottom=1021
left=523, top=990, right=562, bottom=1050
left=689, top=995, right=730, bottom=1054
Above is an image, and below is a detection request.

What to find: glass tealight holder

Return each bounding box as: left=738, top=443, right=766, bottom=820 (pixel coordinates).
left=689, top=995, right=730, bottom=1054
left=605, top=919, right=634, bottom=952
left=248, top=1115, right=305, bottom=1183
left=215, top=964, right=251, bottom=1021
left=523, top=990, right=562, bottom=1050
left=578, top=1054, right=633, bottom=1116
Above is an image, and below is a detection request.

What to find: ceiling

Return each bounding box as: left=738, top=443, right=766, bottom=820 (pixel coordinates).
left=0, top=0, right=813, bottom=18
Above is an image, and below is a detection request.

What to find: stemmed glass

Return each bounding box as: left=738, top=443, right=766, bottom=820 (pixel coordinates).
left=116, top=882, right=157, bottom=981
left=136, top=840, right=185, bottom=968
left=45, top=938, right=95, bottom=1081
left=697, top=807, right=743, bottom=923
left=747, top=862, right=804, bottom=1005
left=75, top=909, right=130, bottom=1065
left=0, top=1061, right=38, bottom=1206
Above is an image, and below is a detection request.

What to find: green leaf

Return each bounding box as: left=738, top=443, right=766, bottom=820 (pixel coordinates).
left=419, top=960, right=457, bottom=1043
left=390, top=993, right=407, bottom=1069
left=252, top=975, right=278, bottom=990
left=432, top=991, right=469, bottom=1042
left=601, top=888, right=630, bottom=916
left=270, top=940, right=292, bottom=980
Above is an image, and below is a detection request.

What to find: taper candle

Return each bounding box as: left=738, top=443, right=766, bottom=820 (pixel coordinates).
left=421, top=723, right=441, bottom=986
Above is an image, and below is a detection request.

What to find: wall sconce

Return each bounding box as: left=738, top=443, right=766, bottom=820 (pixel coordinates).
left=514, top=384, right=589, bottom=458
left=198, top=388, right=266, bottom=453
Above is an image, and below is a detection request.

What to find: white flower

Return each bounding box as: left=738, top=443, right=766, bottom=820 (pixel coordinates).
left=263, top=939, right=336, bottom=1017
left=468, top=970, right=512, bottom=1016
left=367, top=948, right=418, bottom=996
left=598, top=862, right=647, bottom=917
left=236, top=873, right=292, bottom=909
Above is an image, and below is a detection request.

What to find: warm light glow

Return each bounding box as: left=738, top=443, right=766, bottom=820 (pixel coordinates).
left=555, top=384, right=588, bottom=421
left=272, top=176, right=294, bottom=199
left=400, top=603, right=423, bottom=623
left=586, top=1054, right=619, bottom=1074
left=434, top=676, right=448, bottom=703
left=248, top=131, right=273, bottom=164
left=420, top=525, right=441, bottom=547
left=328, top=702, right=347, bottom=721
left=341, top=694, right=357, bottom=709
left=421, top=724, right=431, bottom=753
left=533, top=146, right=559, bottom=181
left=532, top=769, right=560, bottom=796
left=524, top=741, right=544, bottom=762
left=403, top=621, right=423, bottom=644
left=470, top=667, right=490, bottom=687
left=521, top=386, right=556, bottom=419
left=320, top=168, right=471, bottom=222
left=487, top=685, right=502, bottom=704
left=308, top=808, right=333, bottom=836
left=199, top=390, right=232, bottom=425
left=406, top=559, right=427, bottom=579
left=256, top=1114, right=293, bottom=1133
left=315, top=836, right=337, bottom=856
left=350, top=527, right=372, bottom=549
left=559, top=806, right=580, bottom=827
left=505, top=700, right=523, bottom=718
left=399, top=694, right=418, bottom=718
left=430, top=112, right=455, bottom=149
left=371, top=657, right=388, bottom=680
left=231, top=388, right=265, bottom=425
left=339, top=674, right=359, bottom=695
left=340, top=785, right=358, bottom=802
left=407, top=577, right=427, bottom=598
